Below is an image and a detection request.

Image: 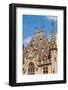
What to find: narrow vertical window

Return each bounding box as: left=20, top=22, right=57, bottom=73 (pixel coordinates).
left=43, top=67, right=48, bottom=74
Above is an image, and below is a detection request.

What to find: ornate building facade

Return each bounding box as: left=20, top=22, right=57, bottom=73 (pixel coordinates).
left=23, top=18, right=57, bottom=75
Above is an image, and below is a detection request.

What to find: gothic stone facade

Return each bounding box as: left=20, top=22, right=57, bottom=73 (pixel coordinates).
left=22, top=18, right=57, bottom=75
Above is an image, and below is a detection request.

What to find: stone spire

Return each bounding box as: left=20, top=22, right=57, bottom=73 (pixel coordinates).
left=51, top=17, right=56, bottom=42
left=49, top=17, right=57, bottom=50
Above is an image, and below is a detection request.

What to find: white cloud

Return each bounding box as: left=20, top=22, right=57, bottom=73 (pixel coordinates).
left=24, top=36, right=32, bottom=47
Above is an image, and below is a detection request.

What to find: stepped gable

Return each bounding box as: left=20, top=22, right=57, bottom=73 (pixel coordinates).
left=27, top=28, right=49, bottom=60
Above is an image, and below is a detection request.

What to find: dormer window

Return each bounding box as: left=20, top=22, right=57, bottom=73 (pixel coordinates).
left=33, top=39, right=35, bottom=41
left=26, top=51, right=28, bottom=53
left=31, top=44, right=33, bottom=47
left=40, top=38, right=42, bottom=40
left=41, top=47, right=44, bottom=49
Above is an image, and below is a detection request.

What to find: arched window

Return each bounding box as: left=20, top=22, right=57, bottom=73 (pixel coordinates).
left=53, top=70, right=55, bottom=73
left=28, top=62, right=35, bottom=75
left=43, top=67, right=48, bottom=74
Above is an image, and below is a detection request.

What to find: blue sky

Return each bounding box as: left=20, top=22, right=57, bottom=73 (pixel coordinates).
left=22, top=15, right=57, bottom=47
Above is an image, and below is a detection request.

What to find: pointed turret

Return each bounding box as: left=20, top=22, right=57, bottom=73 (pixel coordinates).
left=49, top=17, right=57, bottom=50
left=51, top=17, right=56, bottom=42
